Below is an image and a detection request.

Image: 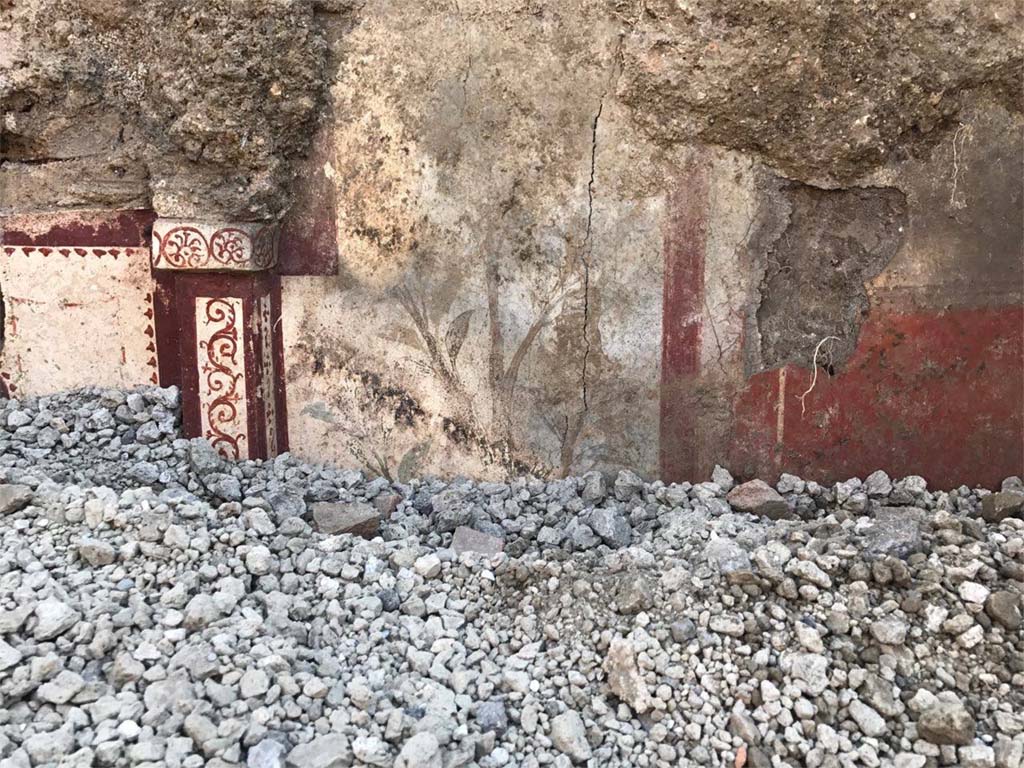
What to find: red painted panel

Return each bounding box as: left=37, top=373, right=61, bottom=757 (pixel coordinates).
left=170, top=272, right=289, bottom=461
left=659, top=163, right=709, bottom=481
left=269, top=274, right=290, bottom=453
left=277, top=130, right=338, bottom=276
left=152, top=272, right=182, bottom=388
left=730, top=305, right=1024, bottom=489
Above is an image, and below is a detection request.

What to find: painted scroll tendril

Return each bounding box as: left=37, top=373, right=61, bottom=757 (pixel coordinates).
left=199, top=298, right=247, bottom=459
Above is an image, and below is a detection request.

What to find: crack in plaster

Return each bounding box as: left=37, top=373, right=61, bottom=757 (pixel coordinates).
left=579, top=37, right=624, bottom=413
left=580, top=97, right=602, bottom=411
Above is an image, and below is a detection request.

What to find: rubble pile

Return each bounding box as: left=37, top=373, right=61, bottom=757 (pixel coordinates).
left=0, top=387, right=1021, bottom=768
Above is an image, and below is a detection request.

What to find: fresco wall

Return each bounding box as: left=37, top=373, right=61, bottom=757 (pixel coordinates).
left=271, top=4, right=1023, bottom=486
left=1, top=0, right=1021, bottom=488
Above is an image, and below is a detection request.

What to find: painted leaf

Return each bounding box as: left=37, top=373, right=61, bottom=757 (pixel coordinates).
left=445, top=309, right=473, bottom=367
left=397, top=439, right=432, bottom=483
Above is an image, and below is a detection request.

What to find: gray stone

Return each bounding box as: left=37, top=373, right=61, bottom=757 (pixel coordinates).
left=188, top=438, right=226, bottom=476
left=959, top=581, right=991, bottom=604
left=588, top=508, right=632, bottom=548
left=33, top=598, right=80, bottom=641
left=452, top=526, right=504, bottom=556
left=0, top=605, right=33, bottom=634
left=1002, top=476, right=1024, bottom=493
left=870, top=616, right=909, bottom=645
left=246, top=545, right=274, bottom=575
left=613, top=469, right=645, bottom=501
left=6, top=410, right=32, bottom=428
left=244, top=508, right=276, bottom=535
left=861, top=507, right=925, bottom=559
left=788, top=653, right=830, bottom=696
left=205, top=472, right=242, bottom=501
left=536, top=525, right=564, bottom=547
left=144, top=674, right=195, bottom=716
left=394, top=732, right=441, bottom=768
left=248, top=739, right=288, bottom=768
left=0, top=639, right=22, bottom=671
left=0, top=484, right=33, bottom=515
left=127, top=461, right=162, bottom=485
left=550, top=710, right=591, bottom=764
left=135, top=420, right=163, bottom=444
left=311, top=501, right=380, bottom=537
left=980, top=491, right=1024, bottom=523
left=23, top=726, right=74, bottom=765
left=566, top=519, right=600, bottom=550
left=615, top=574, right=653, bottom=615
left=670, top=619, right=697, bottom=643
left=414, top=553, right=442, bottom=578
left=703, top=537, right=751, bottom=575
left=864, top=469, right=893, bottom=497
left=860, top=673, right=905, bottom=717
left=184, top=593, right=220, bottom=630
left=37, top=670, right=85, bottom=704
left=266, top=489, right=306, bottom=521
left=351, top=735, right=390, bottom=767
left=430, top=488, right=474, bottom=533
left=184, top=711, right=218, bottom=748
left=849, top=700, right=887, bottom=737
left=726, top=480, right=791, bottom=519
left=786, top=559, right=832, bottom=588
left=580, top=471, right=606, bottom=504
left=164, top=523, right=191, bottom=550
left=474, top=698, right=509, bottom=735
left=711, top=465, right=735, bottom=492
left=240, top=668, right=271, bottom=699
left=917, top=696, right=976, bottom=745
left=286, top=734, right=352, bottom=768
left=959, top=745, right=996, bottom=768
left=776, top=473, right=805, bottom=494
left=994, top=737, right=1024, bottom=768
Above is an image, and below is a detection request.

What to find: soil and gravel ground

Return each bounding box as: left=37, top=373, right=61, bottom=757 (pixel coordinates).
left=0, top=386, right=1021, bottom=768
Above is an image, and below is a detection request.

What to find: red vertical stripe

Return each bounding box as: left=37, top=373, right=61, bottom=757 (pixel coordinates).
left=659, top=161, right=709, bottom=481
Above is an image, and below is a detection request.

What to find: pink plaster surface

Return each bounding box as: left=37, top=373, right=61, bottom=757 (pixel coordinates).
left=0, top=245, right=159, bottom=396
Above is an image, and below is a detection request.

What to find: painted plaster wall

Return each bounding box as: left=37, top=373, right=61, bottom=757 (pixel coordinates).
left=1, top=0, right=1021, bottom=486
left=0, top=212, right=160, bottom=398
left=276, top=1, right=1022, bottom=485
left=281, top=1, right=677, bottom=480
left=721, top=103, right=1024, bottom=488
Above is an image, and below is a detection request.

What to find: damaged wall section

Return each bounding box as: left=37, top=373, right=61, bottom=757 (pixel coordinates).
left=754, top=184, right=909, bottom=372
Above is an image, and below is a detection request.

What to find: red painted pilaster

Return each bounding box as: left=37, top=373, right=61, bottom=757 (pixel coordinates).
left=151, top=220, right=288, bottom=461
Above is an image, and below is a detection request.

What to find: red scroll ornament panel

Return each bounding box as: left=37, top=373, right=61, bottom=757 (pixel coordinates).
left=152, top=222, right=278, bottom=272
left=196, top=296, right=248, bottom=460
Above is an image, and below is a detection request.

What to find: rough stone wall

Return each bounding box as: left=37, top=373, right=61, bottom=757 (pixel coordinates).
left=1, top=0, right=1022, bottom=485
left=616, top=0, right=1023, bottom=186
left=1, top=0, right=340, bottom=219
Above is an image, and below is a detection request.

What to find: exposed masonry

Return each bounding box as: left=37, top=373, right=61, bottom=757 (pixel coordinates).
left=750, top=181, right=909, bottom=372
left=617, top=0, right=1023, bottom=186
left=3, top=0, right=336, bottom=219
